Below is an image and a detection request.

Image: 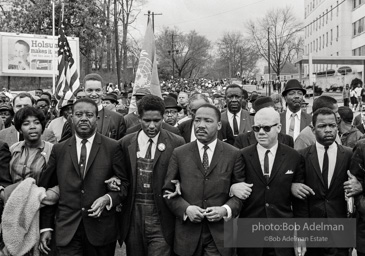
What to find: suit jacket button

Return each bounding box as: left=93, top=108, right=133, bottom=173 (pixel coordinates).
left=82, top=208, right=85, bottom=211
left=265, top=203, right=269, bottom=207
left=81, top=190, right=84, bottom=194
left=266, top=186, right=270, bottom=190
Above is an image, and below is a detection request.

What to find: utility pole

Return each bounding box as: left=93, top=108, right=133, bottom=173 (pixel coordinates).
left=268, top=27, right=271, bottom=96
left=168, top=33, right=179, bottom=78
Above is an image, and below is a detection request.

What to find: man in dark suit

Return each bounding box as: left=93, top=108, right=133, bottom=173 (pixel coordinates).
left=221, top=84, right=253, bottom=135
left=293, top=107, right=361, bottom=256
left=178, top=93, right=234, bottom=145
left=83, top=73, right=126, bottom=140
left=280, top=79, right=311, bottom=141
left=0, top=93, right=56, bottom=146
left=0, top=140, right=11, bottom=189
left=38, top=98, right=129, bottom=256
left=234, top=97, right=294, bottom=149
left=234, top=107, right=304, bottom=256
left=163, top=104, right=244, bottom=256
left=116, top=95, right=185, bottom=256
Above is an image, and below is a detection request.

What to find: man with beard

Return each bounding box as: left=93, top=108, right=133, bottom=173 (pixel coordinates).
left=163, top=96, right=181, bottom=127
left=117, top=95, right=185, bottom=256
left=178, top=93, right=234, bottom=144
left=221, top=84, right=253, bottom=136
left=83, top=73, right=126, bottom=140
left=280, top=79, right=311, bottom=141
left=39, top=98, right=129, bottom=256
left=163, top=104, right=244, bottom=256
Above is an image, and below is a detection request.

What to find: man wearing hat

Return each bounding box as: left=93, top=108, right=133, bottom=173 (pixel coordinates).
left=124, top=88, right=151, bottom=129
left=47, top=97, right=73, bottom=142
left=102, top=93, right=119, bottom=112
left=163, top=97, right=181, bottom=127
left=83, top=73, right=126, bottom=140
left=221, top=84, right=253, bottom=136
left=280, top=79, right=311, bottom=141
left=0, top=93, right=56, bottom=146
left=234, top=97, right=294, bottom=149
left=0, top=104, right=12, bottom=130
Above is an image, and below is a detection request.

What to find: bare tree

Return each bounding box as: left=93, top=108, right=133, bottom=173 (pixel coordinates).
left=246, top=6, right=303, bottom=77
left=216, top=31, right=260, bottom=78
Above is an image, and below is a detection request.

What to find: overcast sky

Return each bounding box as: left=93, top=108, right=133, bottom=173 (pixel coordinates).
left=132, top=0, right=305, bottom=42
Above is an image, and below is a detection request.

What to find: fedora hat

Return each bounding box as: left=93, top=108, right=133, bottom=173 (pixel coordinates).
left=250, top=96, right=275, bottom=116
left=102, top=93, right=118, bottom=104
left=281, top=79, right=306, bottom=96
left=164, top=96, right=182, bottom=112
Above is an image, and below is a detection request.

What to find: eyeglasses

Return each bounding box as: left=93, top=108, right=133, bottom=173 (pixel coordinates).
left=252, top=123, right=278, bottom=133
left=165, top=110, right=178, bottom=115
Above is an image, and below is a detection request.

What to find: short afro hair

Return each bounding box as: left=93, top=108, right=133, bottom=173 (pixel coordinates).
left=138, top=94, right=165, bottom=116
left=14, top=106, right=46, bottom=133
left=312, top=107, right=336, bottom=127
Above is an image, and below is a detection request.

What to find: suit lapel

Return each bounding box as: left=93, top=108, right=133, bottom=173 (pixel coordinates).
left=97, top=108, right=104, bottom=133
left=187, top=120, right=193, bottom=142
left=247, top=145, right=267, bottom=184
left=280, top=112, right=287, bottom=134
left=68, top=136, right=80, bottom=178
left=84, top=133, right=101, bottom=177
left=190, top=141, right=206, bottom=176
left=101, top=109, right=111, bottom=136
left=152, top=130, right=166, bottom=169
left=206, top=140, right=223, bottom=176
left=128, top=133, right=138, bottom=190
left=329, top=144, right=345, bottom=189
left=10, top=126, right=17, bottom=145
left=239, top=111, right=246, bottom=134
left=268, top=144, right=286, bottom=184
left=300, top=111, right=308, bottom=131
left=308, top=145, right=325, bottom=187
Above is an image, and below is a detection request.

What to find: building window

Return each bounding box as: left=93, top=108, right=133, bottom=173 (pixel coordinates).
left=323, top=12, right=325, bottom=26
left=323, top=34, right=325, bottom=48
left=337, top=1, right=339, bottom=16
left=336, top=25, right=339, bottom=40
left=331, top=5, right=333, bottom=20
left=353, top=17, right=365, bottom=36
left=326, top=9, right=328, bottom=23
left=353, top=0, right=365, bottom=9
left=319, top=37, right=321, bottom=50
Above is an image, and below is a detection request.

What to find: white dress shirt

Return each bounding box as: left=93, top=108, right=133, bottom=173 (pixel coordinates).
left=257, top=142, right=279, bottom=176
left=137, top=130, right=160, bottom=159
left=315, top=141, right=337, bottom=188
left=227, top=109, right=242, bottom=133
left=285, top=109, right=302, bottom=141
left=190, top=122, right=197, bottom=142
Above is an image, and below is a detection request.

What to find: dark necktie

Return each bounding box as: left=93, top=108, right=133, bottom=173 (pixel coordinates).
left=145, top=139, right=153, bottom=159
left=202, top=145, right=209, bottom=171
left=322, top=146, right=329, bottom=188
left=264, top=150, right=270, bottom=182
left=233, top=114, right=239, bottom=136
left=79, top=139, right=87, bottom=178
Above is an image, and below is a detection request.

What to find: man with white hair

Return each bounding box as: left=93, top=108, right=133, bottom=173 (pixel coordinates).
left=235, top=107, right=305, bottom=256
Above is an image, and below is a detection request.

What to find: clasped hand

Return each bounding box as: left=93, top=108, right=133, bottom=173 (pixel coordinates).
left=186, top=206, right=227, bottom=223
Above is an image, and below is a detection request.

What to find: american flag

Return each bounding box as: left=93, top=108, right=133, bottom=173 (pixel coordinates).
left=55, top=21, right=79, bottom=100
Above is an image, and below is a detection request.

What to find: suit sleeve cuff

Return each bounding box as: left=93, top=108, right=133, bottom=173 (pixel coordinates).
left=222, top=204, right=232, bottom=221
left=40, top=228, right=53, bottom=233
left=106, top=194, right=112, bottom=211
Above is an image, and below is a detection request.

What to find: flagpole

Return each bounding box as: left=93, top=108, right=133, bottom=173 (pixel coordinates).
left=52, top=0, right=55, bottom=94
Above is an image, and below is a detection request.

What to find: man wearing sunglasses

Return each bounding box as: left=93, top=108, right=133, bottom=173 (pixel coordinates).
left=236, top=107, right=305, bottom=256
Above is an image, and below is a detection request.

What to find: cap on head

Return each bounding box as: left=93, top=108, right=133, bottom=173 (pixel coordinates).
left=164, top=96, right=182, bottom=112
left=102, top=93, right=118, bottom=104
left=281, top=79, right=306, bottom=97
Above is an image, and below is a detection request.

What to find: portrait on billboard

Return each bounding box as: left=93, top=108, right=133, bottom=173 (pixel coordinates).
left=8, top=39, right=30, bottom=70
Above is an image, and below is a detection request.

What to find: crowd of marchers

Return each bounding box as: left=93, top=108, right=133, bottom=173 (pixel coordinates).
left=1, top=74, right=365, bottom=256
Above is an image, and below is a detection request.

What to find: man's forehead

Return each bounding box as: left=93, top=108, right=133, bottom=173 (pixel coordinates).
left=84, top=80, right=102, bottom=88
left=15, top=97, right=32, bottom=105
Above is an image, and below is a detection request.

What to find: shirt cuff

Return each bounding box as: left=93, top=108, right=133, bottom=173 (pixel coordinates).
left=40, top=228, right=53, bottom=233
left=106, top=194, right=113, bottom=211
left=222, top=204, right=232, bottom=221
left=183, top=213, right=188, bottom=221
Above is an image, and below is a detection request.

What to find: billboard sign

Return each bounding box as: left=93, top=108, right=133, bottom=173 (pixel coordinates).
left=0, top=32, right=79, bottom=77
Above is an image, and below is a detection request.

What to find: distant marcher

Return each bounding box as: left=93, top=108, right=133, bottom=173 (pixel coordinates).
left=343, top=84, right=350, bottom=107
left=338, top=106, right=364, bottom=148
left=163, top=96, right=181, bottom=127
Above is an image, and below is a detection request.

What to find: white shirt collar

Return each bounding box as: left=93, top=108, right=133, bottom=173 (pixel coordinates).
left=97, top=104, right=103, bottom=112
left=139, top=130, right=160, bottom=145
left=75, top=132, right=96, bottom=145
left=286, top=108, right=302, bottom=120
left=227, top=109, right=242, bottom=119
left=315, top=141, right=336, bottom=151
left=257, top=141, right=279, bottom=155
left=196, top=138, right=218, bottom=152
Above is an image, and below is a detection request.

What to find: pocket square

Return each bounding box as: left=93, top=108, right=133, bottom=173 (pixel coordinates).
left=285, top=170, right=294, bottom=174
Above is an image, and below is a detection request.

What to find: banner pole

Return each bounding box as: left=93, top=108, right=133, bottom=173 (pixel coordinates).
left=52, top=0, right=56, bottom=94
